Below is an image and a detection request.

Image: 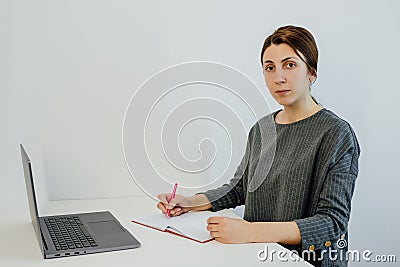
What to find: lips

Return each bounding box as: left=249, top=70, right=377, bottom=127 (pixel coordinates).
left=275, top=89, right=290, bottom=96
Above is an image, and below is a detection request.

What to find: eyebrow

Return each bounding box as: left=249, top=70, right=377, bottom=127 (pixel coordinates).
left=263, top=56, right=298, bottom=64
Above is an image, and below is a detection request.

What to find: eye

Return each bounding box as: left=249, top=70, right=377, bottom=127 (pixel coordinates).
left=264, top=65, right=274, bottom=72
left=285, top=62, right=296, bottom=69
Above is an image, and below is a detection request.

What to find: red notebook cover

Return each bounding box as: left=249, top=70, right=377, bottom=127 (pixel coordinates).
left=131, top=219, right=214, bottom=243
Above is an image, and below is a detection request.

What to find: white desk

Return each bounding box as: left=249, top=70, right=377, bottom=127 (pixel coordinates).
left=0, top=197, right=311, bottom=267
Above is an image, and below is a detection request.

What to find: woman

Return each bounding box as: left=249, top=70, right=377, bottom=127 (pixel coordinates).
left=157, top=25, right=360, bottom=267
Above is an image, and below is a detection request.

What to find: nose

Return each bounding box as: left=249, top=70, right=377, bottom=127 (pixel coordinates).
left=273, top=68, right=286, bottom=85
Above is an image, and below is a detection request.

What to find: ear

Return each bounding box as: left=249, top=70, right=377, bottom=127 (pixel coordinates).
left=309, top=69, right=317, bottom=84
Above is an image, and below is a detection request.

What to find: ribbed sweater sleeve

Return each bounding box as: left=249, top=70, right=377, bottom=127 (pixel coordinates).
left=202, top=108, right=360, bottom=267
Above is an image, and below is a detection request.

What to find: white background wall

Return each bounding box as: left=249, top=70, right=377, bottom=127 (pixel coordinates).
left=1, top=0, right=399, bottom=265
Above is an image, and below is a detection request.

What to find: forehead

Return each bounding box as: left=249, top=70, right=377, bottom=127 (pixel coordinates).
left=262, top=43, right=300, bottom=63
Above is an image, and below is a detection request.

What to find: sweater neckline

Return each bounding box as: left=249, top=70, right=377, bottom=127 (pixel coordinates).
left=273, top=108, right=327, bottom=126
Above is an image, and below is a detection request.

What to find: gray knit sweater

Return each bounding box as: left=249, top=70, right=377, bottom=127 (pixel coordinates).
left=204, top=108, right=360, bottom=267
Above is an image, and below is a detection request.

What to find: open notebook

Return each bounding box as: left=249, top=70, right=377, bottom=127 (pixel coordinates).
left=132, top=209, right=239, bottom=243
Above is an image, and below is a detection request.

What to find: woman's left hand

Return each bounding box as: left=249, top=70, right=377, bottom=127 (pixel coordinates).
left=206, top=216, right=254, bottom=244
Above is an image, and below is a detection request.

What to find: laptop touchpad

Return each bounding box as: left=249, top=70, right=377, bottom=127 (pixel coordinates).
left=88, top=221, right=124, bottom=235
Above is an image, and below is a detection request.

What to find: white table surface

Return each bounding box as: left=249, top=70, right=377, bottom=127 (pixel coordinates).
left=0, top=196, right=312, bottom=267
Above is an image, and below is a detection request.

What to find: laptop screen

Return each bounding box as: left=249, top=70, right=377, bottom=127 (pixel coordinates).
left=20, top=144, right=44, bottom=254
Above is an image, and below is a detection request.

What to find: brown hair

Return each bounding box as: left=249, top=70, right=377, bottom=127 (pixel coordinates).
left=260, top=25, right=318, bottom=78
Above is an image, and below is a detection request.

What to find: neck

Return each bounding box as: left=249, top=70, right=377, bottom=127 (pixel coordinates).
left=279, top=96, right=322, bottom=124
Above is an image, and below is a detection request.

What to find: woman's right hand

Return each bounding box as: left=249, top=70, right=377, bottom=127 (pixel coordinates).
left=157, top=194, right=192, bottom=217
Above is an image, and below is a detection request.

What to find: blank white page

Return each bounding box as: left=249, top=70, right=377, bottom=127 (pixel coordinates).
left=133, top=209, right=239, bottom=242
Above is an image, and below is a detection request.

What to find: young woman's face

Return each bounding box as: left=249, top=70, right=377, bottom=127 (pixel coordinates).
left=262, top=43, right=315, bottom=107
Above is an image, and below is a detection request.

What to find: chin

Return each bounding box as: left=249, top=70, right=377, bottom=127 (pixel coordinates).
left=275, top=99, right=292, bottom=106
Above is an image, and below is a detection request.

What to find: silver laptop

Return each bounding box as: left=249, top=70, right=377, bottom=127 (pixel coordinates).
left=20, top=144, right=141, bottom=258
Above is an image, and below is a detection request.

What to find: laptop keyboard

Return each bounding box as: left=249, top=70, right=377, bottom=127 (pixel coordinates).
left=44, top=216, right=98, bottom=251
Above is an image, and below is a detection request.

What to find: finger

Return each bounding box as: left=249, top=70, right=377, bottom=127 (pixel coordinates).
left=156, top=201, right=166, bottom=211
left=175, top=207, right=182, bottom=212
left=172, top=207, right=183, bottom=216
left=173, top=209, right=182, bottom=216
left=207, top=216, right=221, bottom=224
left=171, top=207, right=182, bottom=214
left=209, top=231, right=221, bottom=238
left=181, top=208, right=190, bottom=213
left=172, top=210, right=181, bottom=216
left=168, top=208, right=181, bottom=217
left=157, top=202, right=168, bottom=214
left=207, top=224, right=218, bottom=232
left=175, top=208, right=189, bottom=217
left=166, top=207, right=176, bottom=215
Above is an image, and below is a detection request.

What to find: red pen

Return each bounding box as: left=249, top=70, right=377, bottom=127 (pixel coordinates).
left=166, top=183, right=178, bottom=218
